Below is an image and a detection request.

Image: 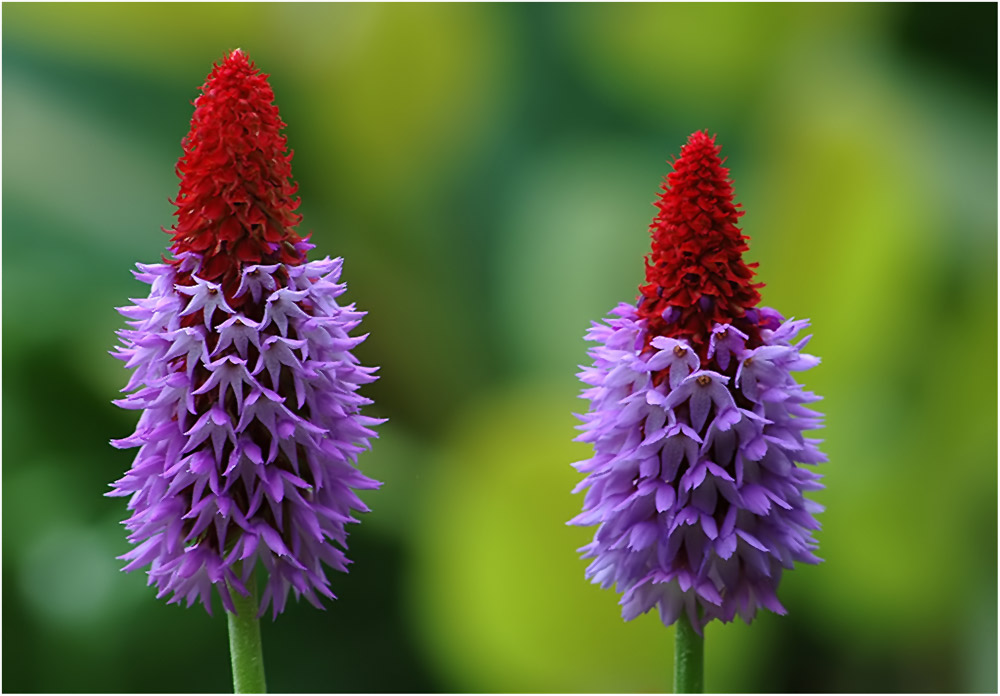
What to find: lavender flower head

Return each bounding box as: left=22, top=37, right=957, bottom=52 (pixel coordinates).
left=571, top=132, right=826, bottom=632
left=109, top=50, right=382, bottom=617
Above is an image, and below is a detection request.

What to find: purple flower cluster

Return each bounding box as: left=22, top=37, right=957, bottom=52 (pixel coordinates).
left=571, top=302, right=825, bottom=632
left=110, top=252, right=381, bottom=617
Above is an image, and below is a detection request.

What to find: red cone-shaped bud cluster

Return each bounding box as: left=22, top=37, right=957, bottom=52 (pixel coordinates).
left=168, top=49, right=306, bottom=296
left=637, top=131, right=763, bottom=360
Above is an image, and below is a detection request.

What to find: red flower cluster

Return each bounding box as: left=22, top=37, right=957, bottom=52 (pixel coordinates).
left=637, top=131, right=763, bottom=360
left=168, top=49, right=306, bottom=296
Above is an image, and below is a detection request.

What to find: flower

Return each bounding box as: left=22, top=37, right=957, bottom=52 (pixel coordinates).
left=109, top=49, right=382, bottom=618
left=570, top=131, right=825, bottom=633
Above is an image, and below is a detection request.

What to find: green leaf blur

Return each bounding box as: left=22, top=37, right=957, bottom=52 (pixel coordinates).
left=2, top=3, right=996, bottom=692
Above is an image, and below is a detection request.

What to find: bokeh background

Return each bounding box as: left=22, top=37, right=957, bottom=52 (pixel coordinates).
left=2, top=3, right=997, bottom=693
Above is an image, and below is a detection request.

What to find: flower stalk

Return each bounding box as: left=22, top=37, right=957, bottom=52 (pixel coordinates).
left=227, top=571, right=267, bottom=694
left=674, top=612, right=703, bottom=693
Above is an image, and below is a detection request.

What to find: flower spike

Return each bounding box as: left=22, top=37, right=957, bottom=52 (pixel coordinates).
left=571, top=131, right=825, bottom=634
left=110, top=50, right=382, bottom=618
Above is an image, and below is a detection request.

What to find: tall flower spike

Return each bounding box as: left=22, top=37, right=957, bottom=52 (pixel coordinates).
left=110, top=50, right=383, bottom=618
left=571, top=131, right=826, bottom=633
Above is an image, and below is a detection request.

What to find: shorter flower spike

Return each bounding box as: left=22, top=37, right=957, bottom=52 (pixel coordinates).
left=110, top=50, right=383, bottom=618
left=571, top=132, right=826, bottom=633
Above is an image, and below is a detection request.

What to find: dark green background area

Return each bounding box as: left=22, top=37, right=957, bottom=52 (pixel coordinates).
left=2, top=3, right=996, bottom=692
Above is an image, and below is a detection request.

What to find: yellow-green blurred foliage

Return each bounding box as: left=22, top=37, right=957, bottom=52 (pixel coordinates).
left=2, top=3, right=996, bottom=692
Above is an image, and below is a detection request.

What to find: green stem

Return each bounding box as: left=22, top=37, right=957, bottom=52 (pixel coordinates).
left=674, top=611, right=704, bottom=693
left=227, top=571, right=267, bottom=694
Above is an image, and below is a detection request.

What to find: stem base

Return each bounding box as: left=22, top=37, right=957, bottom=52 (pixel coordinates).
left=227, top=572, right=267, bottom=694
left=674, top=612, right=704, bottom=693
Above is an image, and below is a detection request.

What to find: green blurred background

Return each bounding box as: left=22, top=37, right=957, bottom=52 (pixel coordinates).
left=2, top=3, right=996, bottom=692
